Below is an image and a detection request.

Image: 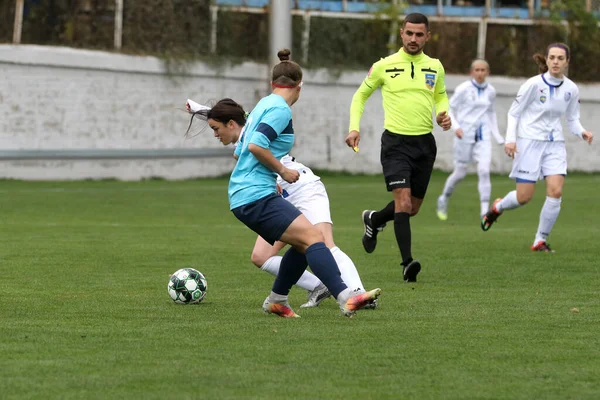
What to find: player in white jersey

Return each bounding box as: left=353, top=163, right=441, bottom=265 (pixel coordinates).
left=481, top=43, right=593, bottom=252
left=186, top=98, right=375, bottom=309
left=436, top=59, right=504, bottom=220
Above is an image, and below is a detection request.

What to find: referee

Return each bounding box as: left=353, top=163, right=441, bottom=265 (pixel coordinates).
left=345, top=13, right=452, bottom=282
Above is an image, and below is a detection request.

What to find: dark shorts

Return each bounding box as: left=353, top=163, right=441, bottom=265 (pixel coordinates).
left=380, top=130, right=437, bottom=199
left=231, top=192, right=302, bottom=245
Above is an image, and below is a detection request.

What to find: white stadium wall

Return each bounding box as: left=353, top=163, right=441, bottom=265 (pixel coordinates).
left=1, top=45, right=599, bottom=180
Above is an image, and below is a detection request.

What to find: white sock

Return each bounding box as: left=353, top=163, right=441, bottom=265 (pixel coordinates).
left=534, top=197, right=561, bottom=245
left=497, top=190, right=521, bottom=212
left=441, top=162, right=468, bottom=199
left=261, top=256, right=321, bottom=291
left=268, top=291, right=288, bottom=303
left=480, top=201, right=489, bottom=217
left=330, top=246, right=364, bottom=293
left=336, top=288, right=353, bottom=306
left=477, top=166, right=491, bottom=216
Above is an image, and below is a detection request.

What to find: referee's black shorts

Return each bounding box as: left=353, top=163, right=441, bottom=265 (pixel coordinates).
left=380, top=130, right=437, bottom=199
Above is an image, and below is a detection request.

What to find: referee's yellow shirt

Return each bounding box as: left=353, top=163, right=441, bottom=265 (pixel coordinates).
left=349, top=48, right=449, bottom=136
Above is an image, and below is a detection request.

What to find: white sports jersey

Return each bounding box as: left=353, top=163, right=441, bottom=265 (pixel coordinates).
left=230, top=143, right=319, bottom=197
left=506, top=72, right=584, bottom=143
left=448, top=80, right=503, bottom=144
left=277, top=155, right=320, bottom=198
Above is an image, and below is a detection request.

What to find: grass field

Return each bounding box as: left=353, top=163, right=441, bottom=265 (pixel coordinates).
left=1, top=171, right=599, bottom=399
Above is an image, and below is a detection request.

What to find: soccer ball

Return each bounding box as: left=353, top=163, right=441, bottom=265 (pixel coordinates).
left=168, top=268, right=208, bottom=304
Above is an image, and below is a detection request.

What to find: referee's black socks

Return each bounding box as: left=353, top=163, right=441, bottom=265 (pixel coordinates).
left=394, top=212, right=413, bottom=266
left=372, top=201, right=395, bottom=228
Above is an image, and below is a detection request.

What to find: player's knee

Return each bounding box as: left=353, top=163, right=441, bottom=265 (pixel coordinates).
left=477, top=166, right=490, bottom=179
left=394, top=198, right=412, bottom=213
left=250, top=251, right=266, bottom=268
left=301, top=227, right=325, bottom=249
left=547, top=187, right=563, bottom=198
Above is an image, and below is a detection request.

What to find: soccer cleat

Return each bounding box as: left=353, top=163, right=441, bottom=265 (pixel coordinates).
left=362, top=299, right=378, bottom=310
left=262, top=297, right=300, bottom=318
left=436, top=196, right=448, bottom=221
left=362, top=210, right=385, bottom=254
left=341, top=288, right=382, bottom=317
left=531, top=241, right=555, bottom=253
left=403, top=259, right=421, bottom=283
left=481, top=198, right=503, bottom=231
left=299, top=283, right=331, bottom=308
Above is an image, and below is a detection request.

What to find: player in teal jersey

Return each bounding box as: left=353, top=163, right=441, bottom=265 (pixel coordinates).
left=221, top=49, right=380, bottom=317
left=345, top=13, right=452, bottom=283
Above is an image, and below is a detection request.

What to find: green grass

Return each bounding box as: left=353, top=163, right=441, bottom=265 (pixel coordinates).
left=1, top=171, right=599, bottom=399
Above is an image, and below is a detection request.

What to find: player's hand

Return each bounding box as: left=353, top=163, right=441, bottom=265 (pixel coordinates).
left=345, top=130, right=360, bottom=150
left=505, top=142, right=517, bottom=159
left=436, top=111, right=452, bottom=131
left=185, top=102, right=192, bottom=114
left=583, top=131, right=593, bottom=144
left=276, top=184, right=283, bottom=195
left=280, top=168, right=300, bottom=184
left=455, top=128, right=464, bottom=139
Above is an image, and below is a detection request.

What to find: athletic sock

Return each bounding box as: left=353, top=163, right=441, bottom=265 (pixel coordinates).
left=497, top=190, right=521, bottom=212
left=271, top=247, right=309, bottom=296
left=330, top=246, right=364, bottom=293
left=442, top=162, right=468, bottom=198
left=394, top=212, right=412, bottom=266
left=477, top=166, right=491, bottom=216
left=371, top=201, right=394, bottom=228
left=534, top=196, right=562, bottom=245
left=304, top=242, right=347, bottom=298
left=260, top=256, right=321, bottom=291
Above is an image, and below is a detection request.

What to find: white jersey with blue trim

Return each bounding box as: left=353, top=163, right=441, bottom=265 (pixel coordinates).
left=448, top=79, right=503, bottom=144
left=229, top=146, right=320, bottom=199
left=277, top=155, right=320, bottom=198
left=506, top=72, right=584, bottom=143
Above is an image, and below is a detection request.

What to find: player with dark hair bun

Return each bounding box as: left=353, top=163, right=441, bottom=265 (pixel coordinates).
left=204, top=50, right=381, bottom=317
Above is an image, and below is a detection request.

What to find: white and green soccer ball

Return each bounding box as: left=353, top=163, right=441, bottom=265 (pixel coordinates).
left=168, top=268, right=208, bottom=304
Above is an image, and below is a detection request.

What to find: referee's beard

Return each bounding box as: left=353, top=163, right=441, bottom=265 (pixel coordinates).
left=403, top=43, right=424, bottom=55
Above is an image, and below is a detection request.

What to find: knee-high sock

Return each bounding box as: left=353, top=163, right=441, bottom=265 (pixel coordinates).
left=304, top=242, right=347, bottom=299
left=442, top=162, right=468, bottom=199
left=534, top=196, right=561, bottom=245
left=477, top=164, right=491, bottom=216
left=496, top=190, right=522, bottom=212
left=271, top=248, right=309, bottom=296
left=371, top=201, right=395, bottom=228
left=330, top=246, right=364, bottom=293
left=261, top=256, right=321, bottom=291
left=394, top=212, right=412, bottom=266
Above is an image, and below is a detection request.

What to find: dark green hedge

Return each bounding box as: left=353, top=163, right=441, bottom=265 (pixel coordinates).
left=1, top=1, right=598, bottom=81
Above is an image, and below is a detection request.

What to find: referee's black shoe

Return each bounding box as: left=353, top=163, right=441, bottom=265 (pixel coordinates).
left=403, top=259, right=421, bottom=283
left=361, top=210, right=385, bottom=253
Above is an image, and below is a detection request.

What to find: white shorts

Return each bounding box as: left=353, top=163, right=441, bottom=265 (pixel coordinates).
left=509, top=138, right=567, bottom=182
left=283, top=181, right=332, bottom=225
left=453, top=139, right=491, bottom=166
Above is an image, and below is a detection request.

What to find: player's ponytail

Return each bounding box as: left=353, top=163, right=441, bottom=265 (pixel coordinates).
left=272, top=48, right=302, bottom=88
left=532, top=53, right=548, bottom=74
left=185, top=98, right=247, bottom=138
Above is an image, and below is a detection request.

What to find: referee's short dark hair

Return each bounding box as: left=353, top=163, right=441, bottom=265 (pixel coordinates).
left=402, top=13, right=429, bottom=29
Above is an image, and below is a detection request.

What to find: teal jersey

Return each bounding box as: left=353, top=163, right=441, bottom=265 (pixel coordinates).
left=228, top=94, right=295, bottom=209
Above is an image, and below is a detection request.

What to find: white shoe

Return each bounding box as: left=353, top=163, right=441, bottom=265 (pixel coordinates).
left=300, top=283, right=331, bottom=308
left=340, top=288, right=382, bottom=317
left=436, top=196, right=448, bottom=221
left=262, top=296, right=300, bottom=318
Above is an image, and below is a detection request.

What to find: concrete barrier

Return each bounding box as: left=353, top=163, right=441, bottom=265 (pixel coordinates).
left=1, top=45, right=598, bottom=180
